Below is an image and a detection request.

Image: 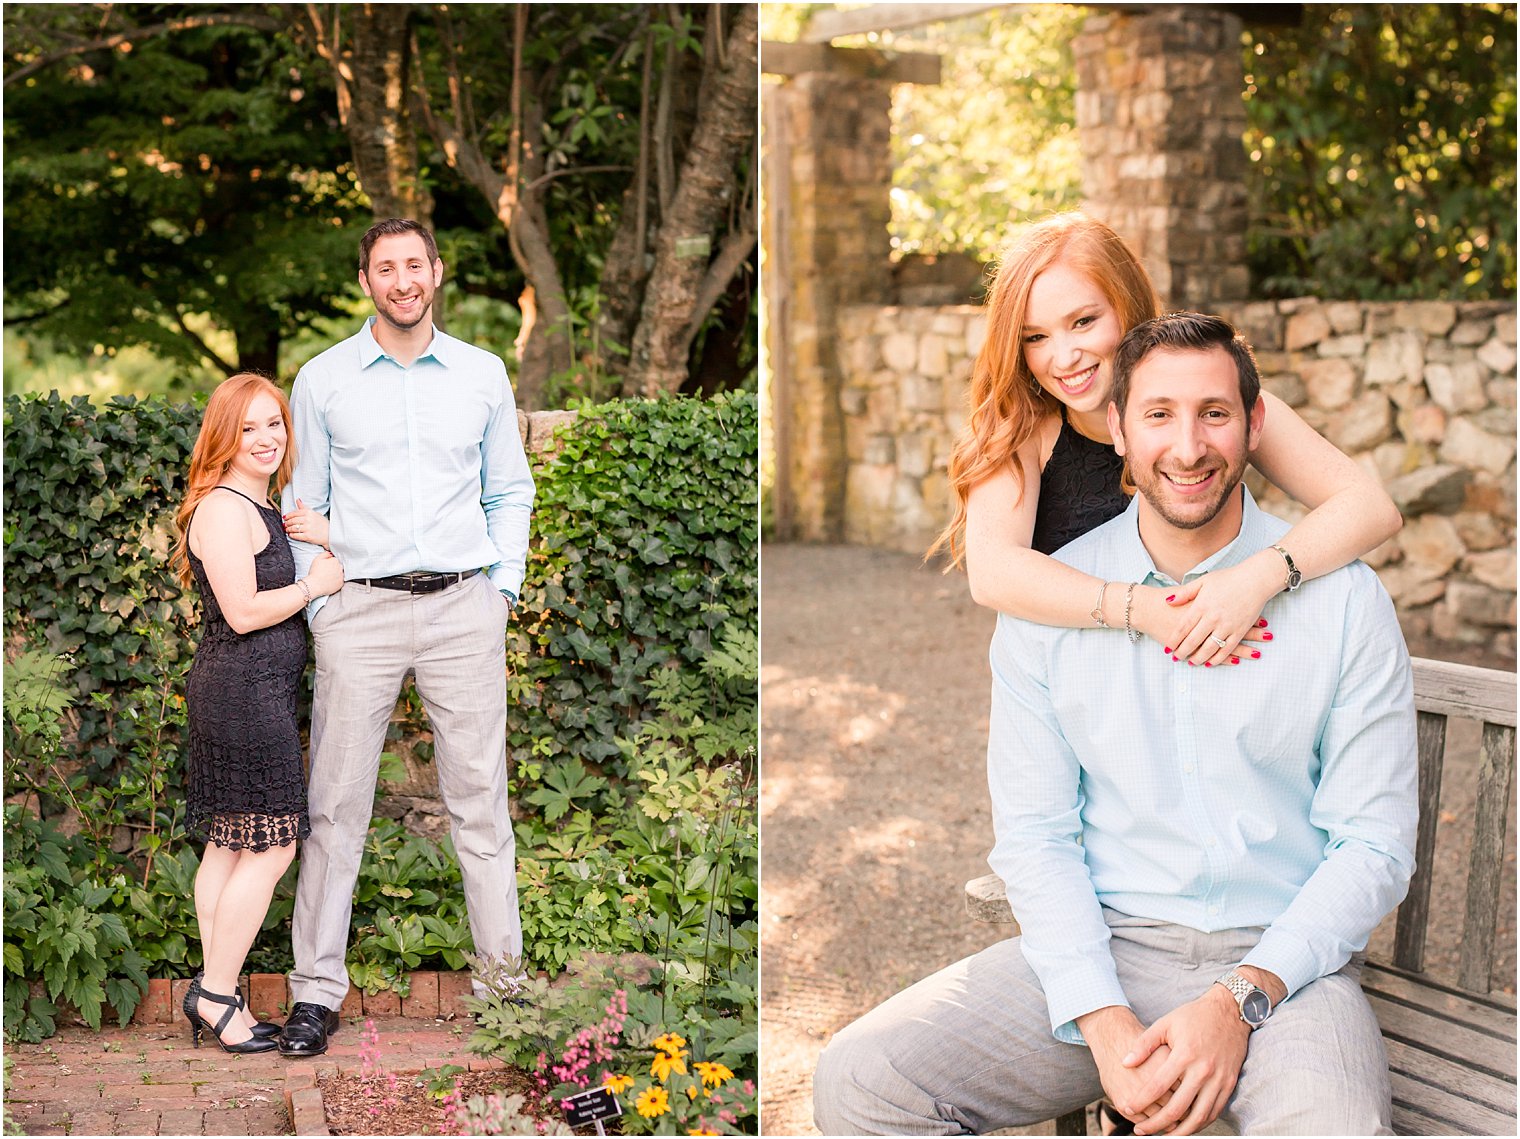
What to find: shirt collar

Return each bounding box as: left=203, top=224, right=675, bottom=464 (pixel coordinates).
left=1109, top=485, right=1268, bottom=587
left=358, top=316, right=449, bottom=369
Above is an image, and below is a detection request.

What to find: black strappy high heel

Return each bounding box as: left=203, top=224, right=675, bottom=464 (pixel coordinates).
left=184, top=983, right=279, bottom=1053
left=185, top=972, right=280, bottom=1039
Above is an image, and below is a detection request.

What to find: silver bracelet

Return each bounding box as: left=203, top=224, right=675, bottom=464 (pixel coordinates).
left=1124, top=583, right=1140, bottom=644
left=1090, top=582, right=1110, bottom=629
left=296, top=579, right=311, bottom=605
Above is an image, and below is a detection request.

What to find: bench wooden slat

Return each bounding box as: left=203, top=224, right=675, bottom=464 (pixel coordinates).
left=1459, top=721, right=1516, bottom=992
left=1411, top=658, right=1517, bottom=727
left=1390, top=1083, right=1518, bottom=1138
left=1394, top=710, right=1449, bottom=972
left=1384, top=1037, right=1516, bottom=1116
left=1361, top=961, right=1517, bottom=1026
left=965, top=871, right=1017, bottom=926
left=1362, top=991, right=1515, bottom=1081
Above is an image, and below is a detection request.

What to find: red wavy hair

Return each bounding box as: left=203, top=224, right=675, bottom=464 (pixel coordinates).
left=929, top=213, right=1161, bottom=567
left=171, top=373, right=296, bottom=589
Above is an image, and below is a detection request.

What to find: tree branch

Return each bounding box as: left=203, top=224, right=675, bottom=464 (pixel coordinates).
left=521, top=164, right=633, bottom=197
left=680, top=223, right=756, bottom=357
left=5, top=12, right=287, bottom=86
left=2, top=298, right=72, bottom=327
left=171, top=310, right=237, bottom=377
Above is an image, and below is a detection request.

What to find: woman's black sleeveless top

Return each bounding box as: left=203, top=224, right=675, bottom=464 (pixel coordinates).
left=1030, top=413, right=1127, bottom=555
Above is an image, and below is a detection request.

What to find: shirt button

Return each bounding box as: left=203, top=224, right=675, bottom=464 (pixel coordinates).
left=1205, top=837, right=1217, bottom=847
left=1209, top=905, right=1220, bottom=915
left=1183, top=764, right=1196, bottom=774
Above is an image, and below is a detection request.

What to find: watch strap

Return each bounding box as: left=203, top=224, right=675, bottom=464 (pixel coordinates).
left=1270, top=544, right=1302, bottom=592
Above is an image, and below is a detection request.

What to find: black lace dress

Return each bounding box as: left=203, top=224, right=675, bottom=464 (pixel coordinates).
left=185, top=488, right=310, bottom=851
left=1030, top=412, right=1129, bottom=555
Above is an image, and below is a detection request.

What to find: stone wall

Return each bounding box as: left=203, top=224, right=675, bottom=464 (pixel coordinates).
left=837, top=300, right=1517, bottom=661
left=764, top=72, right=894, bottom=541
left=1073, top=6, right=1250, bottom=307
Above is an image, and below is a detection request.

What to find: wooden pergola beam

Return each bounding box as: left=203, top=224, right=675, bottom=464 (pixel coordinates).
left=800, top=3, right=1007, bottom=43
left=760, top=41, right=942, bottom=84
left=799, top=1, right=1304, bottom=44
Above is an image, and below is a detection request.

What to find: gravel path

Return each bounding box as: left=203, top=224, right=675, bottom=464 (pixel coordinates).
left=760, top=543, right=1514, bottom=1137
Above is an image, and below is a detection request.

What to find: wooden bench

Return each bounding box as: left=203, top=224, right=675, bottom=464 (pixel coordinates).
left=964, top=657, right=1517, bottom=1136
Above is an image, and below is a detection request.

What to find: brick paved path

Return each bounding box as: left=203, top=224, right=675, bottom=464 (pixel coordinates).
left=5, top=1015, right=500, bottom=1136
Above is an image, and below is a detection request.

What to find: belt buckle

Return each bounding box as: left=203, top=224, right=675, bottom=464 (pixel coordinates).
left=410, top=572, right=443, bottom=593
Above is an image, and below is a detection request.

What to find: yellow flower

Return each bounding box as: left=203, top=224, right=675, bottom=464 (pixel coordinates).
left=688, top=1129, right=719, bottom=1136
left=603, top=1073, right=634, bottom=1094
left=636, top=1086, right=670, bottom=1118
left=686, top=1085, right=700, bottom=1100
left=693, top=1061, right=734, bottom=1089
left=651, top=1050, right=689, bottom=1082
left=652, top=1032, right=689, bottom=1056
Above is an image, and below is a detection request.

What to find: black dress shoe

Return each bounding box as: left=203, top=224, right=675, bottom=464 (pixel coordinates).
left=277, top=1001, right=340, bottom=1057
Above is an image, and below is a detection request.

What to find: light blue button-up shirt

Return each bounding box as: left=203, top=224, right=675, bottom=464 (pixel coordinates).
left=988, top=488, right=1417, bottom=1044
left=285, top=318, right=535, bottom=619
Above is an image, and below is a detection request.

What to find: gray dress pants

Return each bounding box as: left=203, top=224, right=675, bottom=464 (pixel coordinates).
left=813, top=911, right=1392, bottom=1136
left=289, top=574, right=521, bottom=1008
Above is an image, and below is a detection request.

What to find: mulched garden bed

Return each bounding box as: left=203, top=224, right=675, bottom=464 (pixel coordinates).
left=319, top=1066, right=562, bottom=1136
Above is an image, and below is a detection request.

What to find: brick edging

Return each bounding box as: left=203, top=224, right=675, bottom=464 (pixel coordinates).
left=285, top=1063, right=329, bottom=1137
left=131, top=969, right=475, bottom=1026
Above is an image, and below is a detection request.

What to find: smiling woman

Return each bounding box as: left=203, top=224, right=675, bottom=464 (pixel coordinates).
left=169, top=373, right=345, bottom=1054
left=931, top=211, right=1403, bottom=668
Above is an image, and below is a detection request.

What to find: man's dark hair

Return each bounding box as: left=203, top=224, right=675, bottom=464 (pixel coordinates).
left=358, top=218, right=439, bottom=274
left=1111, top=311, right=1261, bottom=417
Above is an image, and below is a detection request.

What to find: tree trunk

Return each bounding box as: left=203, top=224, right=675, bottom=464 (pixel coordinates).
left=408, top=6, right=570, bottom=408
left=235, top=319, right=282, bottom=379
left=300, top=3, right=433, bottom=228
left=621, top=5, right=758, bottom=397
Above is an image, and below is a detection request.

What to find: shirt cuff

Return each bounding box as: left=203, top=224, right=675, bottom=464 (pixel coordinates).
left=1241, top=928, right=1321, bottom=1001
left=1020, top=942, right=1131, bottom=1046
left=501, top=589, right=517, bottom=606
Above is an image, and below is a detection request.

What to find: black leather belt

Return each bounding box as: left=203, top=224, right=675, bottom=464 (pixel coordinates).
left=355, top=568, right=481, bottom=594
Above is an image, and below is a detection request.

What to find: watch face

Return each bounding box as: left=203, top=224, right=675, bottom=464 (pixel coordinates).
left=1242, top=988, right=1271, bottom=1026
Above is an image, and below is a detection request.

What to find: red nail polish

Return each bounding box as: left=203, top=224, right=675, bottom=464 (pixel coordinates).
left=1204, top=661, right=1213, bottom=667
left=1188, top=661, right=1196, bottom=666
left=1231, top=657, right=1240, bottom=665
left=1164, top=647, right=1172, bottom=654
left=1262, top=632, right=1273, bottom=641
left=1166, top=595, right=1175, bottom=602
left=1251, top=650, right=1261, bottom=658
left=1172, top=655, right=1179, bottom=662
left=1257, top=618, right=1269, bottom=628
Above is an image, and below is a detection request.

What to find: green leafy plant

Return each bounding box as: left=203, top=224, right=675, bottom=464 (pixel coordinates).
left=2, top=808, right=149, bottom=1041
left=465, top=955, right=756, bottom=1136
left=3, top=390, right=757, bottom=1038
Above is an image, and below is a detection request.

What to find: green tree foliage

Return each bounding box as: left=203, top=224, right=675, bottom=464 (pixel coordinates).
left=1242, top=3, right=1515, bottom=299
left=3, top=6, right=368, bottom=380
left=3, top=3, right=758, bottom=406
left=880, top=6, right=1085, bottom=261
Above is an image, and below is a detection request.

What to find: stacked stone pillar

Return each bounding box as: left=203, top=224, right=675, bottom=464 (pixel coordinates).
left=763, top=71, right=893, bottom=541
left=1073, top=5, right=1250, bottom=306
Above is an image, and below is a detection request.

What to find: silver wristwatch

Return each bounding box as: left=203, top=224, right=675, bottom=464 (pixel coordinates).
left=1271, top=544, right=1302, bottom=593
left=1215, top=968, right=1273, bottom=1030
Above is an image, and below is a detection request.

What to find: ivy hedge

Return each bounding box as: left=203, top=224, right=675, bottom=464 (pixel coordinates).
left=4, top=390, right=756, bottom=767
left=2, top=389, right=757, bottom=1038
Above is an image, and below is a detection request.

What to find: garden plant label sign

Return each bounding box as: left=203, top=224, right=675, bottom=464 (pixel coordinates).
left=562, top=1086, right=622, bottom=1133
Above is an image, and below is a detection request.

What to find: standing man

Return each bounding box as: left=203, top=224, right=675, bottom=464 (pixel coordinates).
left=814, top=313, right=1417, bottom=1135
left=278, top=218, right=535, bottom=1058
